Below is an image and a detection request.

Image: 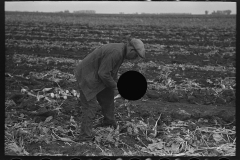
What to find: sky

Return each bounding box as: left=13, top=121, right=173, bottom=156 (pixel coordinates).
left=5, top=1, right=236, bottom=15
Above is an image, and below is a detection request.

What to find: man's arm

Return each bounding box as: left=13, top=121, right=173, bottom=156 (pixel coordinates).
left=98, top=54, right=118, bottom=89
left=113, top=72, right=118, bottom=83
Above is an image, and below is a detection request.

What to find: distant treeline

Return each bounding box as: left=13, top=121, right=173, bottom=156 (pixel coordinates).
left=5, top=11, right=236, bottom=18
left=5, top=11, right=236, bottom=28
left=205, top=10, right=232, bottom=15
left=73, top=10, right=96, bottom=14
left=141, top=13, right=192, bottom=15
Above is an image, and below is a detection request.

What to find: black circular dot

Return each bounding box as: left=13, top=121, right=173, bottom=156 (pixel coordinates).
left=100, top=158, right=111, bottom=160
left=11, top=158, right=21, bottom=160
left=160, top=158, right=170, bottom=160
left=41, top=158, right=51, bottom=160
left=189, top=158, right=200, bottom=160
left=130, top=158, right=140, bottom=160
left=117, top=71, right=147, bottom=101
left=218, top=158, right=230, bottom=160
left=70, top=158, right=81, bottom=160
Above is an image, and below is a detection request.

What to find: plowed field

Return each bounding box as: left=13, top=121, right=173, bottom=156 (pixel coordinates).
left=5, top=12, right=236, bottom=156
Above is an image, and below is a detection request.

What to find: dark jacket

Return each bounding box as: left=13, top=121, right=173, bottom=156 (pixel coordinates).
left=74, top=43, right=127, bottom=101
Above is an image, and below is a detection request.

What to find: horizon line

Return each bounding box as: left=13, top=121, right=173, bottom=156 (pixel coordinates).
left=5, top=10, right=236, bottom=15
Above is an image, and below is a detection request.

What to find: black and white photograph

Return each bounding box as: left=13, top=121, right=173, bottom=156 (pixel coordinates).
left=5, top=1, right=236, bottom=156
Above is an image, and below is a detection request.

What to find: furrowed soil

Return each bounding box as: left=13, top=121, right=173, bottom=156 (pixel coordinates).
left=5, top=12, right=236, bottom=156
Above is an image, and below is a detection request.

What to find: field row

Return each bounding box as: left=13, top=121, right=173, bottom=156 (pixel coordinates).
left=5, top=12, right=236, bottom=106
left=5, top=38, right=235, bottom=55
left=5, top=53, right=235, bottom=106
left=6, top=12, right=236, bottom=28
left=5, top=22, right=235, bottom=47
left=5, top=23, right=235, bottom=40
left=5, top=44, right=235, bottom=68
left=11, top=53, right=236, bottom=77
left=5, top=13, right=236, bottom=70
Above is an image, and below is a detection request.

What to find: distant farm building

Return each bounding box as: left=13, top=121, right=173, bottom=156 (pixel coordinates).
left=73, top=10, right=96, bottom=14
left=211, top=10, right=231, bottom=15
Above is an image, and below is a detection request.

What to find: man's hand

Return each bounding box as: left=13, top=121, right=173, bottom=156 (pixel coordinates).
left=114, top=94, right=121, bottom=100
left=113, top=87, right=119, bottom=97
left=113, top=87, right=123, bottom=100
left=113, top=87, right=128, bottom=101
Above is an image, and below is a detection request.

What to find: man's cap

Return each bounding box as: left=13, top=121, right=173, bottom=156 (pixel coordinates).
left=130, top=38, right=145, bottom=59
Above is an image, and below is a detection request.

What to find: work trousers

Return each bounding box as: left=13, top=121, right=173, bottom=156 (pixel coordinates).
left=78, top=87, right=116, bottom=136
